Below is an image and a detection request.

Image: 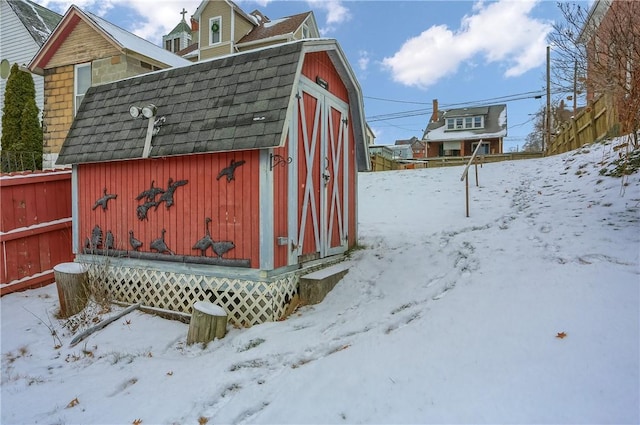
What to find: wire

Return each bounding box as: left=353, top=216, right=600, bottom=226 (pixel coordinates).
left=366, top=87, right=570, bottom=123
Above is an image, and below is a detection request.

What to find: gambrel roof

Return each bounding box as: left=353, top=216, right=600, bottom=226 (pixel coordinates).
left=56, top=39, right=369, bottom=171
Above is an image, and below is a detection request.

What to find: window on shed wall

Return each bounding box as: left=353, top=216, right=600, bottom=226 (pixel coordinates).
left=209, top=17, right=222, bottom=45
left=74, top=63, right=91, bottom=116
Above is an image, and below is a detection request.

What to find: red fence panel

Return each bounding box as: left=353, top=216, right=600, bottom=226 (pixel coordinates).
left=1, top=169, right=73, bottom=295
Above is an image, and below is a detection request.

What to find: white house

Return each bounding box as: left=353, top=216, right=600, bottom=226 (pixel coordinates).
left=0, top=0, right=61, bottom=145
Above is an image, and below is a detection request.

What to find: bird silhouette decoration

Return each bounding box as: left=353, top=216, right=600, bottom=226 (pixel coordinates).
left=216, top=159, right=246, bottom=182
left=92, top=188, right=117, bottom=211
left=150, top=229, right=174, bottom=255
left=135, top=180, right=165, bottom=202
left=129, top=230, right=143, bottom=251
left=156, top=178, right=188, bottom=210
left=192, top=217, right=214, bottom=256
left=104, top=230, right=115, bottom=250
left=212, top=240, right=235, bottom=258
left=90, top=224, right=103, bottom=248
left=136, top=201, right=158, bottom=221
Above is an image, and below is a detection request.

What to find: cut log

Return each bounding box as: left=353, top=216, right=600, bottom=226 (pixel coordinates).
left=53, top=262, right=89, bottom=318
left=187, top=301, right=227, bottom=345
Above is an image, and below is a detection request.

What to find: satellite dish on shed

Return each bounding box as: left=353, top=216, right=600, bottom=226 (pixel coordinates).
left=0, top=59, right=10, bottom=79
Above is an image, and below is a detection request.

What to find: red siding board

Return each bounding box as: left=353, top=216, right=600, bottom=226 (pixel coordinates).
left=78, top=152, right=260, bottom=266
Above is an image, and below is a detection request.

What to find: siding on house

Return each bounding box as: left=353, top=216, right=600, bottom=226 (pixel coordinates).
left=46, top=20, right=121, bottom=68
left=198, top=1, right=246, bottom=59
left=0, top=1, right=44, bottom=145
left=42, top=65, right=74, bottom=159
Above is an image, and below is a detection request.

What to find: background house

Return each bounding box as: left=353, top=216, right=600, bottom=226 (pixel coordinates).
left=395, top=136, right=426, bottom=158
left=166, top=0, right=319, bottom=62
left=28, top=5, right=190, bottom=168
left=422, top=100, right=507, bottom=157
left=56, top=39, right=368, bottom=325
left=0, top=0, right=61, bottom=145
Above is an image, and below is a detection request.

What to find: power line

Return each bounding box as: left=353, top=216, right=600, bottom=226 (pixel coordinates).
left=366, top=88, right=569, bottom=123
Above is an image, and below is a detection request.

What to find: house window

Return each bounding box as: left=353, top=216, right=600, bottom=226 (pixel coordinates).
left=209, top=17, right=222, bottom=45
left=302, top=24, right=310, bottom=39
left=165, top=40, right=171, bottom=50
left=173, top=38, right=180, bottom=52
left=472, top=142, right=490, bottom=154
left=74, top=63, right=91, bottom=116
left=446, top=116, right=485, bottom=130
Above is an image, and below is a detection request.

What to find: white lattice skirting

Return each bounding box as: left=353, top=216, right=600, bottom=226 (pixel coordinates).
left=79, top=256, right=298, bottom=326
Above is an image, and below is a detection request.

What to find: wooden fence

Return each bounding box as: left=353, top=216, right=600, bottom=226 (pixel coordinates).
left=1, top=169, right=73, bottom=295
left=370, top=151, right=543, bottom=171
left=548, top=93, right=619, bottom=156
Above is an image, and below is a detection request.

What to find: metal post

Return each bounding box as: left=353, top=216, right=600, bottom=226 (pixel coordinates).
left=465, top=174, right=470, bottom=218
left=474, top=157, right=479, bottom=187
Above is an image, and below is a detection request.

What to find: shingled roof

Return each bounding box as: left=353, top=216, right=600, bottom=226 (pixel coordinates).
left=239, top=12, right=315, bottom=44
left=7, top=0, right=62, bottom=46
left=57, top=39, right=369, bottom=170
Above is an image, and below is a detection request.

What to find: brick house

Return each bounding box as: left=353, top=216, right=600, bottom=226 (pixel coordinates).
left=580, top=0, right=639, bottom=136
left=27, top=5, right=190, bottom=168
left=422, top=100, right=507, bottom=158
left=395, top=136, right=426, bottom=158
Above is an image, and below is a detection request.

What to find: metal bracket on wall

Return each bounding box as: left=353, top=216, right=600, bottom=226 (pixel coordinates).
left=270, top=153, right=292, bottom=170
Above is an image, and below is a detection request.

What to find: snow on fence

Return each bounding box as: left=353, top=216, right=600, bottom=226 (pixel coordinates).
left=1, top=169, right=73, bottom=295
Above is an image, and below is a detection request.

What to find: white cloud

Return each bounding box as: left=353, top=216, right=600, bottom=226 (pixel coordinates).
left=35, top=0, right=201, bottom=44
left=306, top=0, right=351, bottom=35
left=382, top=0, right=552, bottom=90
left=358, top=50, right=370, bottom=72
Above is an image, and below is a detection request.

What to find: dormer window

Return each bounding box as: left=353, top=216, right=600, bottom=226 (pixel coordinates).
left=209, top=17, right=222, bottom=45
left=446, top=116, right=484, bottom=130
left=302, top=24, right=310, bottom=39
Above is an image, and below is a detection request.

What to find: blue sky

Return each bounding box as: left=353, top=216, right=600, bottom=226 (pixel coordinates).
left=35, top=0, right=590, bottom=151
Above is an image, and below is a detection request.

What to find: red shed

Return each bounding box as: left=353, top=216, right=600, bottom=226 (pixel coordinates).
left=56, top=39, right=369, bottom=325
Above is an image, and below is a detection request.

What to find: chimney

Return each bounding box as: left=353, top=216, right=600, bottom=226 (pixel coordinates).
left=191, top=17, right=199, bottom=32
left=431, top=99, right=439, bottom=123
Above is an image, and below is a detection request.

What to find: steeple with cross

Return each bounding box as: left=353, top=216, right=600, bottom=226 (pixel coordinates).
left=162, top=8, right=193, bottom=54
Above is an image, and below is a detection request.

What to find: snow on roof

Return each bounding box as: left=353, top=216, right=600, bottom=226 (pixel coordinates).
left=7, top=0, right=62, bottom=46
left=423, top=104, right=507, bottom=142
left=82, top=9, right=190, bottom=68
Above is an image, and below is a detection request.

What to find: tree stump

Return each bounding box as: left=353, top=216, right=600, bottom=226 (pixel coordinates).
left=53, top=262, right=89, bottom=318
left=187, top=301, right=228, bottom=345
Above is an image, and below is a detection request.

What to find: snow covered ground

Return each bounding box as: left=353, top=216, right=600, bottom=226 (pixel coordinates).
left=2, top=141, right=639, bottom=424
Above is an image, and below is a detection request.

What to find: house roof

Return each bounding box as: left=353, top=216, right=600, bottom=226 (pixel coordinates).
left=192, top=0, right=258, bottom=25
left=56, top=39, right=369, bottom=171
left=28, top=5, right=190, bottom=74
left=238, top=12, right=317, bottom=45
left=579, top=0, right=612, bottom=43
left=6, top=0, right=62, bottom=47
left=395, top=137, right=422, bottom=146
left=422, top=104, right=507, bottom=142
left=166, top=18, right=191, bottom=37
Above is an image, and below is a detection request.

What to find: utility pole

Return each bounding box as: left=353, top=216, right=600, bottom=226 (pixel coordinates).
left=545, top=45, right=551, bottom=154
